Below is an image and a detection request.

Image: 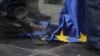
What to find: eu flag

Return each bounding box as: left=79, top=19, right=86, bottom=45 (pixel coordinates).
left=48, top=0, right=87, bottom=43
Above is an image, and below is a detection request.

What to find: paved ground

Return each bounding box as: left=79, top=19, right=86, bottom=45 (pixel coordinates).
left=0, top=43, right=99, bottom=56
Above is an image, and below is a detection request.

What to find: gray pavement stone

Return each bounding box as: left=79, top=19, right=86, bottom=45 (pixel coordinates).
left=31, top=53, right=55, bottom=56
left=0, top=44, right=38, bottom=56
left=43, top=44, right=100, bottom=56
left=0, top=37, right=65, bottom=50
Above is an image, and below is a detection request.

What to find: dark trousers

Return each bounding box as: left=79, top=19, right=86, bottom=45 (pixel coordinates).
left=85, top=0, right=100, bottom=49
left=0, top=0, right=40, bottom=38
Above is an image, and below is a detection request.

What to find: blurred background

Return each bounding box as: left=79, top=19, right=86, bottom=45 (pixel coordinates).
left=39, top=0, right=64, bottom=24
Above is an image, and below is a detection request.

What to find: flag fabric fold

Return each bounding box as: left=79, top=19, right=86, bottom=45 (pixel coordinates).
left=48, top=0, right=87, bottom=43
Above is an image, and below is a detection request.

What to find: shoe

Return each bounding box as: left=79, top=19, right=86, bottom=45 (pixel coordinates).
left=32, top=38, right=46, bottom=46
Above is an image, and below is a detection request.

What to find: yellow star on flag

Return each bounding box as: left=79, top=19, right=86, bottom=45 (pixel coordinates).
left=79, top=33, right=87, bottom=43
left=55, top=30, right=69, bottom=42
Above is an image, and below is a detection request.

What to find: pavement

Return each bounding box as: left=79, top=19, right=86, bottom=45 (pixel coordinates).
left=0, top=36, right=99, bottom=56
left=0, top=34, right=99, bottom=56
left=0, top=41, right=99, bottom=56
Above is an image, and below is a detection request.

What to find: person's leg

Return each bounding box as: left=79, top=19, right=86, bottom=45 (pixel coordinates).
left=85, top=0, right=100, bottom=50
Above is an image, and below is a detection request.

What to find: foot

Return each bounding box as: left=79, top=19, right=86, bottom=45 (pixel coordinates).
left=32, top=38, right=46, bottom=46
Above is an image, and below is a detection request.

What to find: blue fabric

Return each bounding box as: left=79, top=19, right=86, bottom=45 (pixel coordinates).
left=47, top=0, right=85, bottom=42
left=17, top=30, right=47, bottom=38
left=17, top=21, right=50, bottom=38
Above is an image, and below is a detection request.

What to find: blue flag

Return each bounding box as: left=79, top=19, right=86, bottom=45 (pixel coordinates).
left=47, top=0, right=87, bottom=43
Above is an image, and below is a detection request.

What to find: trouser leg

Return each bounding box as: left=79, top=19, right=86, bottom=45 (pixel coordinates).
left=5, top=0, right=34, bottom=32
left=85, top=0, right=100, bottom=49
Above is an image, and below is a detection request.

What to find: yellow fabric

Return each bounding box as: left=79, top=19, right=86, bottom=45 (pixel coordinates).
left=79, top=33, right=87, bottom=43
left=55, top=30, right=69, bottom=42
left=55, top=30, right=87, bottom=43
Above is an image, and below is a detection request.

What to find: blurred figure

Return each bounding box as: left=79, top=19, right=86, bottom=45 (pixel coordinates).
left=0, top=0, right=51, bottom=45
